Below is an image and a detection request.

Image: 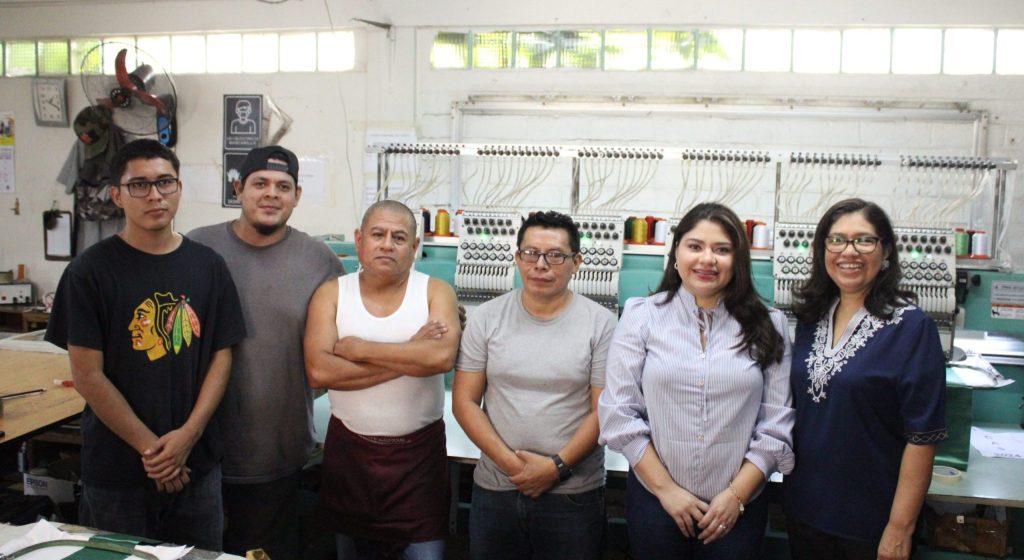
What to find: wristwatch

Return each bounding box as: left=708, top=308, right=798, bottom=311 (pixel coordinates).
left=551, top=454, right=573, bottom=482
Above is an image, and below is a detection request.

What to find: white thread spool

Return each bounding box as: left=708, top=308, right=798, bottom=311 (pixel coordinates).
left=971, top=232, right=989, bottom=258
left=653, top=220, right=669, bottom=244
left=752, top=224, right=771, bottom=249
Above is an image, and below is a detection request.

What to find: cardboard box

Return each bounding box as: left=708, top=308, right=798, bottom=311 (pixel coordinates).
left=22, top=457, right=79, bottom=504
left=23, top=473, right=76, bottom=504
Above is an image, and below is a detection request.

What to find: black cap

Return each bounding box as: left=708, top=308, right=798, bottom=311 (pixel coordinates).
left=238, top=145, right=299, bottom=185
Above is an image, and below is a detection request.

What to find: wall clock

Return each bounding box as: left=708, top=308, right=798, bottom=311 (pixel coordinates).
left=32, top=77, right=69, bottom=127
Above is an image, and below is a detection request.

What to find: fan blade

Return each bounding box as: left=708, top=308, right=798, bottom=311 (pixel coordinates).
left=114, top=49, right=134, bottom=90
left=132, top=89, right=169, bottom=115
left=114, top=49, right=169, bottom=115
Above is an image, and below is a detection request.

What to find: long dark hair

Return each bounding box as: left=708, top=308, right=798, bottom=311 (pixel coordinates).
left=792, top=198, right=916, bottom=323
left=657, top=202, right=784, bottom=369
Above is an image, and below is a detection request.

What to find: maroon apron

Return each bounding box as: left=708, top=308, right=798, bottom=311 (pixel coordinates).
left=319, top=415, right=449, bottom=549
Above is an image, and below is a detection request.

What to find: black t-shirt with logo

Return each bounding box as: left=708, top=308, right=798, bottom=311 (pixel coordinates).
left=46, top=235, right=246, bottom=488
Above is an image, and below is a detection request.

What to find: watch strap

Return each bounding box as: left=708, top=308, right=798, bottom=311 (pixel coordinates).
left=551, top=454, right=572, bottom=482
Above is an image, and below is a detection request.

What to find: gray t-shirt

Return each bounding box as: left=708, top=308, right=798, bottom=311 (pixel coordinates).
left=188, top=222, right=344, bottom=484
left=456, top=290, right=617, bottom=493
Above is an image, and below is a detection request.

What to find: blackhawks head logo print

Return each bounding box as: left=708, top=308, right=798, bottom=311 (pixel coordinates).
left=129, top=292, right=201, bottom=361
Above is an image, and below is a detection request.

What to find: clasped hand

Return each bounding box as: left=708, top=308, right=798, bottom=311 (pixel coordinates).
left=695, top=488, right=743, bottom=544
left=508, top=450, right=558, bottom=498
left=655, top=485, right=743, bottom=544
left=141, top=426, right=199, bottom=493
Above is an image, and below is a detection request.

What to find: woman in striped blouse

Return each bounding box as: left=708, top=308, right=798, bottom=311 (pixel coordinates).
left=599, top=202, right=795, bottom=559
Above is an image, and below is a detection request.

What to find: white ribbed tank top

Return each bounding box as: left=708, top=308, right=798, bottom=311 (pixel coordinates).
left=327, top=270, right=444, bottom=436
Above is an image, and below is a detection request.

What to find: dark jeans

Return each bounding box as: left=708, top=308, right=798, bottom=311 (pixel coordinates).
left=79, top=466, right=223, bottom=551
left=223, top=472, right=303, bottom=560
left=335, top=534, right=445, bottom=560
left=626, top=470, right=767, bottom=560
left=787, top=516, right=904, bottom=560
left=469, top=484, right=606, bottom=560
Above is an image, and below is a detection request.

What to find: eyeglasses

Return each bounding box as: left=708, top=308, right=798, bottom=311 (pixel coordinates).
left=824, top=235, right=880, bottom=254
left=517, top=249, right=577, bottom=265
left=119, top=178, right=181, bottom=198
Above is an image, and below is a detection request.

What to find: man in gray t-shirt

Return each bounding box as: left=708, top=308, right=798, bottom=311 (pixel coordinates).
left=453, top=211, right=616, bottom=560
left=188, top=145, right=343, bottom=560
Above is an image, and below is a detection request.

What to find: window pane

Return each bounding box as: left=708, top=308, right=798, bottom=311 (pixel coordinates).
left=207, top=34, right=242, bottom=73
left=697, top=29, right=742, bottom=70
left=842, top=29, right=890, bottom=73
left=793, top=29, right=840, bottom=73
left=892, top=28, right=941, bottom=74
left=996, top=29, right=1024, bottom=75
left=0, top=43, right=4, bottom=76
left=318, top=31, right=355, bottom=71
left=5, top=41, right=36, bottom=76
left=72, top=39, right=102, bottom=74
left=560, top=31, right=602, bottom=69
left=280, top=32, right=316, bottom=72
left=37, top=40, right=69, bottom=75
left=514, top=31, right=556, bottom=69
left=103, top=37, right=136, bottom=75
left=243, top=33, right=279, bottom=73
left=605, top=30, right=647, bottom=70
left=944, top=28, right=994, bottom=75
left=745, top=29, right=791, bottom=72
left=171, top=35, right=206, bottom=74
left=473, top=31, right=512, bottom=69
left=431, top=32, right=468, bottom=69
left=651, top=30, right=695, bottom=70
left=137, top=36, right=171, bottom=72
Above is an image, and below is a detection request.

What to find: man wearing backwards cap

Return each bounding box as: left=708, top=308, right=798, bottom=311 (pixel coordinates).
left=189, top=145, right=344, bottom=559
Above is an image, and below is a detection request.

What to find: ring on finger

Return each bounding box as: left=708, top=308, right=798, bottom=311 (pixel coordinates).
left=718, top=523, right=727, bottom=531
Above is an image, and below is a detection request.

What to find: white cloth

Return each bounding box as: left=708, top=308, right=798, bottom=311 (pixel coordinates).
left=0, top=519, right=190, bottom=560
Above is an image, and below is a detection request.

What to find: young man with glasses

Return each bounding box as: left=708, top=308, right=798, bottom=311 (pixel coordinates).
left=452, top=210, right=617, bottom=560
left=188, top=146, right=344, bottom=559
left=46, top=139, right=246, bottom=550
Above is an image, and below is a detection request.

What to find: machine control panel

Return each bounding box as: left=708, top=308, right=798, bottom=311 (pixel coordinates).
left=0, top=283, right=33, bottom=305
left=455, top=211, right=521, bottom=301
left=571, top=215, right=625, bottom=308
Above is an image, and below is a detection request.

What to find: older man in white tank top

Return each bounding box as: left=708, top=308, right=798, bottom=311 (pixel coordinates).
left=304, top=200, right=461, bottom=560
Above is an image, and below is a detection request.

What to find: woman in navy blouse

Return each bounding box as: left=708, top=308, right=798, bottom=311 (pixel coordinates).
left=600, top=202, right=794, bottom=559
left=783, top=198, right=947, bottom=560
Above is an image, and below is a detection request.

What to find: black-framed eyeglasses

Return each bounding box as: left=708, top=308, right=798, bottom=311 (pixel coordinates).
left=119, top=178, right=181, bottom=198
left=824, top=235, right=880, bottom=254
left=517, top=249, right=577, bottom=265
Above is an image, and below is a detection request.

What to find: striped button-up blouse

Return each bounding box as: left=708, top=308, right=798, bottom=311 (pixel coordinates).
left=598, top=288, right=795, bottom=501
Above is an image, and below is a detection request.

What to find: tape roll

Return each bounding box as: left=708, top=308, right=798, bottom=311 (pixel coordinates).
left=932, top=465, right=962, bottom=483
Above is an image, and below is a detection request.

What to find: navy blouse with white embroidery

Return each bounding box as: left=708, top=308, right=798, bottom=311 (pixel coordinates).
left=783, top=300, right=948, bottom=543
